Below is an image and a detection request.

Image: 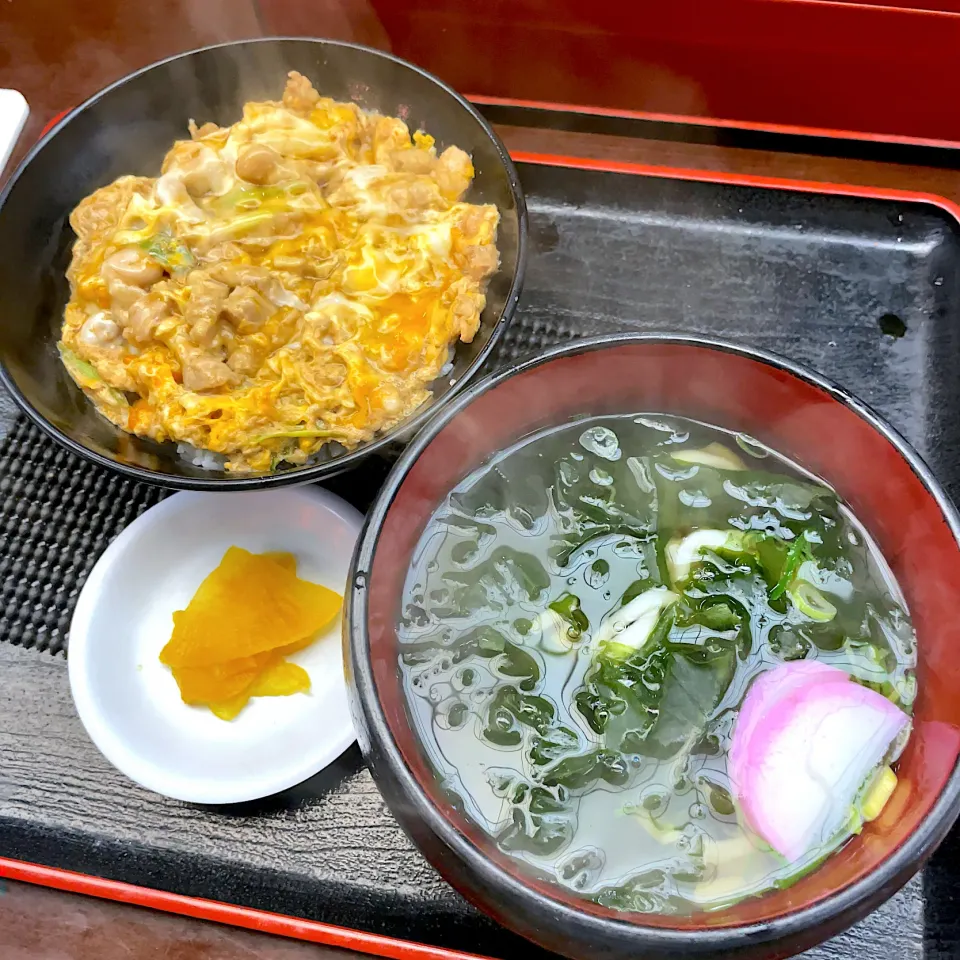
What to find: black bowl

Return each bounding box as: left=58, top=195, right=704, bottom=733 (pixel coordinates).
left=0, top=38, right=526, bottom=489
left=347, top=334, right=960, bottom=960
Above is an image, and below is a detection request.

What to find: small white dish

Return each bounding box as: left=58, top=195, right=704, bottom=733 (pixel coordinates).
left=68, top=487, right=363, bottom=804
left=0, top=90, right=28, bottom=172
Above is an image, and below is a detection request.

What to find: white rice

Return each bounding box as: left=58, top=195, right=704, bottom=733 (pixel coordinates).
left=177, top=442, right=226, bottom=472
left=439, top=346, right=455, bottom=378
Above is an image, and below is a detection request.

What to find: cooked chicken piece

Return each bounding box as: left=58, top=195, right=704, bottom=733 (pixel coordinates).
left=189, top=120, right=222, bottom=140
left=434, top=146, right=473, bottom=200
left=450, top=281, right=485, bottom=342
left=391, top=149, right=437, bottom=175
left=460, top=244, right=499, bottom=281
left=382, top=180, right=442, bottom=216
left=69, top=176, right=150, bottom=244
left=125, top=295, right=172, bottom=344
left=181, top=352, right=239, bottom=391
left=78, top=312, right=122, bottom=348
left=221, top=285, right=274, bottom=330
left=282, top=71, right=321, bottom=113
left=226, top=343, right=260, bottom=376
left=302, top=160, right=338, bottom=185
left=184, top=272, right=229, bottom=348
left=209, top=263, right=306, bottom=309
left=235, top=142, right=285, bottom=185
left=209, top=263, right=272, bottom=288
left=371, top=117, right=413, bottom=165
left=110, top=282, right=149, bottom=311
left=102, top=248, right=164, bottom=288
left=459, top=207, right=486, bottom=238
left=408, top=180, right=441, bottom=211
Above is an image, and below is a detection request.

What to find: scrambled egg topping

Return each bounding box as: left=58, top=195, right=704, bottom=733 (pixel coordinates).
left=60, top=72, right=500, bottom=473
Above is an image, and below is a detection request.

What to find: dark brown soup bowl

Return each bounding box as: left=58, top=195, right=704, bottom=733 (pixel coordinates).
left=346, top=334, right=960, bottom=960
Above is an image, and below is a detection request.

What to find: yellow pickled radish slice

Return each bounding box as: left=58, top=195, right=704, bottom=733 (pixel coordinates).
left=171, top=652, right=275, bottom=704
left=160, top=546, right=341, bottom=667
left=248, top=660, right=311, bottom=697
left=207, top=659, right=311, bottom=721
left=159, top=546, right=342, bottom=720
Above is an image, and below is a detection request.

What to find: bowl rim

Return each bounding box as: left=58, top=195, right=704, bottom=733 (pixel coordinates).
left=348, top=331, right=960, bottom=952
left=0, top=36, right=528, bottom=490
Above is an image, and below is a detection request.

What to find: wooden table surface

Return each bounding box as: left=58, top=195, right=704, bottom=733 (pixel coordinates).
left=2, top=1, right=960, bottom=958
left=2, top=878, right=368, bottom=959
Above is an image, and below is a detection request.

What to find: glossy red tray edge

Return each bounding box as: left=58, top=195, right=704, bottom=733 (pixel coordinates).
left=0, top=855, right=497, bottom=960
left=511, top=150, right=960, bottom=224
left=8, top=124, right=960, bottom=958
left=468, top=93, right=960, bottom=152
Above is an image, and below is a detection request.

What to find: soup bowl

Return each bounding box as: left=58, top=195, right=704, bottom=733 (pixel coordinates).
left=346, top=334, right=960, bottom=960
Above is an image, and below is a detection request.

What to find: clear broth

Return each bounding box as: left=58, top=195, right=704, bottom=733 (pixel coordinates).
left=398, top=415, right=916, bottom=914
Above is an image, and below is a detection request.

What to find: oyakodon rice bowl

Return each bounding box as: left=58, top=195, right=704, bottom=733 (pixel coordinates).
left=60, top=71, right=500, bottom=475
left=0, top=39, right=525, bottom=489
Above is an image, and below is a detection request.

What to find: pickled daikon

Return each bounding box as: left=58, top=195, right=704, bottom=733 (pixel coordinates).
left=160, top=546, right=342, bottom=720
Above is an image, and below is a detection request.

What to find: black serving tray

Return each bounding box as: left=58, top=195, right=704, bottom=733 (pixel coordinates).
left=2, top=158, right=959, bottom=959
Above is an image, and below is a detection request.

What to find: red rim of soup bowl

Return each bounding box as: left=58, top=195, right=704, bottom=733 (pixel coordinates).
left=346, top=334, right=960, bottom=960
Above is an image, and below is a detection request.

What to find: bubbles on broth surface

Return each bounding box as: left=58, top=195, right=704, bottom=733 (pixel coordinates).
left=584, top=559, right=610, bottom=589
left=397, top=414, right=917, bottom=914
left=579, top=425, right=622, bottom=461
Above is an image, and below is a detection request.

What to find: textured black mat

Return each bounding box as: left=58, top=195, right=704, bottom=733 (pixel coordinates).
left=0, top=417, right=167, bottom=656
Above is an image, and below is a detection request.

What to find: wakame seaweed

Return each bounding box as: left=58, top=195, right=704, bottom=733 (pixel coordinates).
left=398, top=414, right=917, bottom=913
